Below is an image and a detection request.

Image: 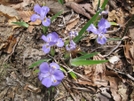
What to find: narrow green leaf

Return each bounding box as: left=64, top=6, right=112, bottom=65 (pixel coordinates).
left=110, top=22, right=119, bottom=26
left=69, top=72, right=77, bottom=79
left=51, top=10, right=63, bottom=22
left=58, top=0, right=64, bottom=5
left=76, top=52, right=98, bottom=59
left=12, top=21, right=29, bottom=28
left=42, top=26, right=48, bottom=34
left=29, top=59, right=50, bottom=68
left=74, top=0, right=108, bottom=43
left=60, top=67, right=67, bottom=73
left=70, top=59, right=108, bottom=66
left=97, top=0, right=101, bottom=10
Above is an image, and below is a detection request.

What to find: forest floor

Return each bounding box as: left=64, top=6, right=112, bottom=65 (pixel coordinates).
left=0, top=0, right=134, bottom=101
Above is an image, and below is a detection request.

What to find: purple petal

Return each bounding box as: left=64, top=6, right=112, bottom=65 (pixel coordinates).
left=98, top=18, right=111, bottom=33
left=50, top=62, right=60, bottom=69
left=53, top=70, right=64, bottom=81
left=40, top=6, right=50, bottom=20
left=87, top=24, right=99, bottom=34
left=47, top=32, right=59, bottom=43
left=42, top=18, right=51, bottom=27
left=39, top=62, right=50, bottom=73
left=56, top=38, right=64, bottom=47
left=52, top=80, right=61, bottom=86
left=41, top=35, right=48, bottom=42
left=69, top=31, right=78, bottom=38
left=34, top=4, right=41, bottom=14
left=42, top=44, right=51, bottom=54
left=96, top=34, right=107, bottom=44
left=30, top=14, right=40, bottom=22
left=41, top=77, right=52, bottom=88
left=66, top=40, right=76, bottom=51
left=38, top=72, right=50, bottom=81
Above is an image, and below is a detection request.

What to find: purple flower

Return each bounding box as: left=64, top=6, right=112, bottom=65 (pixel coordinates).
left=38, top=62, right=64, bottom=88
left=66, top=40, right=76, bottom=51
left=69, top=31, right=78, bottom=39
left=30, top=4, right=51, bottom=27
left=41, top=32, right=64, bottom=54
left=87, top=18, right=111, bottom=44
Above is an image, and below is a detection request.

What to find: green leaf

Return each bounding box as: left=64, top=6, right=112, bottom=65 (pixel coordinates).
left=58, top=0, right=64, bottom=5
left=110, top=22, right=119, bottom=26
left=70, top=59, right=108, bottom=66
left=76, top=52, right=98, bottom=59
left=12, top=21, right=29, bottom=28
left=29, top=59, right=50, bottom=68
left=42, top=26, right=48, bottom=34
left=97, top=0, right=101, bottom=10
left=51, top=10, right=63, bottom=22
left=73, top=0, right=108, bottom=43
left=60, top=67, right=67, bottom=73
left=69, top=72, right=77, bottom=79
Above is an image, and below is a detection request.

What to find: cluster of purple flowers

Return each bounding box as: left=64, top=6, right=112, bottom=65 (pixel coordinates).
left=66, top=31, right=78, bottom=51
left=38, top=62, right=64, bottom=88
left=87, top=18, right=111, bottom=44
left=31, top=4, right=111, bottom=88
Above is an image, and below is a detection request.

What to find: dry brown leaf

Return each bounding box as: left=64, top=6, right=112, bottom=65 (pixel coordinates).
left=0, top=4, right=19, bottom=19
left=0, top=0, right=23, bottom=5
left=65, top=2, right=95, bottom=19
left=27, top=26, right=34, bottom=33
left=108, top=77, right=121, bottom=101
left=123, top=40, right=134, bottom=64
left=24, top=84, right=41, bottom=93
left=18, top=11, right=34, bottom=22
left=92, top=0, right=104, bottom=10
left=92, top=55, right=108, bottom=87
left=108, top=8, right=125, bottom=25
left=29, top=19, right=41, bottom=26
left=118, top=84, right=128, bottom=101
left=66, top=15, right=79, bottom=31
left=9, top=0, right=32, bottom=10
left=5, top=34, right=17, bottom=54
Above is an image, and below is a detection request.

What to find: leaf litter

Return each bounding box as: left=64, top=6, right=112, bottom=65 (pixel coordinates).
left=0, top=0, right=134, bottom=101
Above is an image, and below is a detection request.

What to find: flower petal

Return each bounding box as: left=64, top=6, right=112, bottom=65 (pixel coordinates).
left=38, top=72, right=50, bottom=81
left=66, top=40, right=76, bottom=51
left=69, top=31, right=78, bottom=38
left=42, top=18, right=51, bottom=27
left=50, top=62, right=60, bottom=69
left=41, top=77, right=52, bottom=88
left=40, top=6, right=50, bottom=20
left=56, top=38, right=64, bottom=47
left=47, top=32, right=59, bottom=43
left=41, top=35, right=48, bottom=42
left=97, top=34, right=107, bottom=44
left=39, top=62, right=50, bottom=73
left=53, top=70, right=64, bottom=81
left=30, top=14, right=40, bottom=22
left=52, top=80, right=61, bottom=86
left=98, top=18, right=111, bottom=33
left=42, top=44, right=51, bottom=54
left=34, top=4, right=41, bottom=14
left=87, top=24, right=99, bottom=34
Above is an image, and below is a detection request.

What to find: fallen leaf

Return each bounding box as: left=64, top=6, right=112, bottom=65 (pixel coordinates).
left=65, top=2, right=95, bottom=19
left=123, top=40, right=134, bottom=64
left=24, top=84, right=41, bottom=93
left=0, top=4, right=19, bottom=19
left=18, top=11, right=34, bottom=22
left=66, top=15, right=79, bottom=31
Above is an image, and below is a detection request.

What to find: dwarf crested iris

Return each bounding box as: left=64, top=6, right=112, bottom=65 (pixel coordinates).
left=30, top=4, right=51, bottom=27
left=38, top=62, right=64, bottom=88
left=69, top=30, right=78, bottom=39
left=87, top=18, right=111, bottom=44
left=41, top=32, right=64, bottom=54
left=66, top=40, right=76, bottom=51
